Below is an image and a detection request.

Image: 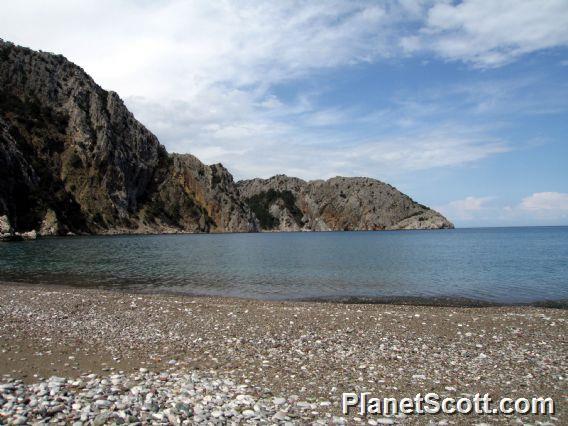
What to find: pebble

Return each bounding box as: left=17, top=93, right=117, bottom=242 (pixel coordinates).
left=0, top=371, right=337, bottom=424
left=0, top=285, right=565, bottom=425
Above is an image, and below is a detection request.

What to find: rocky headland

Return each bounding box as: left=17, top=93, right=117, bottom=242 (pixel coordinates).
left=0, top=39, right=452, bottom=239
left=238, top=175, right=453, bottom=232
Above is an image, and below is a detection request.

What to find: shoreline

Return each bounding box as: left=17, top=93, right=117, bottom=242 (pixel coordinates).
left=1, top=282, right=566, bottom=424
left=2, top=280, right=567, bottom=310
left=3, top=225, right=568, bottom=240
left=1, top=224, right=457, bottom=241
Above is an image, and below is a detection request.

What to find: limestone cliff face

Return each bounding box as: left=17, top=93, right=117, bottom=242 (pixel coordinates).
left=0, top=40, right=257, bottom=235
left=238, top=175, right=454, bottom=231
left=144, top=154, right=258, bottom=233
left=0, top=40, right=452, bottom=236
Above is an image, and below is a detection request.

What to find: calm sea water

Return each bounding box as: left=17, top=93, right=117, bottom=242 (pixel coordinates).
left=0, top=227, right=567, bottom=305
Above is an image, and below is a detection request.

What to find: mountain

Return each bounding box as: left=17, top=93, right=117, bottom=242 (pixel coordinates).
left=0, top=39, right=257, bottom=236
left=0, top=40, right=452, bottom=238
left=238, top=175, right=453, bottom=231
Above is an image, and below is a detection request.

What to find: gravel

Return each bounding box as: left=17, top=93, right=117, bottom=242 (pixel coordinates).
left=0, top=371, right=333, bottom=424
left=0, top=283, right=566, bottom=424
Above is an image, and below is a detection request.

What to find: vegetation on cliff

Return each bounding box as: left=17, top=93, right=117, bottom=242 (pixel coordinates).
left=244, top=189, right=303, bottom=229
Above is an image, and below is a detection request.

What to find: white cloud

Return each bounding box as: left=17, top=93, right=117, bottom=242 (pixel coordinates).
left=438, top=192, right=568, bottom=226
left=3, top=0, right=565, bottom=98
left=520, top=192, right=568, bottom=214
left=1, top=1, right=394, bottom=99
left=437, top=196, right=496, bottom=221
left=1, top=0, right=567, bottom=182
left=408, top=0, right=568, bottom=67
left=128, top=93, right=511, bottom=180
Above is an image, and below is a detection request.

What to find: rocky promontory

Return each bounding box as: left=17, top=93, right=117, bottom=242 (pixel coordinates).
left=238, top=175, right=453, bottom=231
left=0, top=40, right=452, bottom=237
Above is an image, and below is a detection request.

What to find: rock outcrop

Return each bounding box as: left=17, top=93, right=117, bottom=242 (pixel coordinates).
left=0, top=40, right=257, bottom=235
left=39, top=209, right=63, bottom=236
left=238, top=175, right=453, bottom=231
left=0, top=214, right=38, bottom=240
left=0, top=40, right=452, bottom=236
left=0, top=215, right=11, bottom=239
left=143, top=154, right=257, bottom=233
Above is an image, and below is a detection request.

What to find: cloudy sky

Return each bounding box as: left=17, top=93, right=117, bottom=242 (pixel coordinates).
left=1, top=0, right=567, bottom=227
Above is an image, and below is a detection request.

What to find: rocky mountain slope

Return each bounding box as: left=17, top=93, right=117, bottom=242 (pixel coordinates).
left=0, top=40, right=452, bottom=237
left=238, top=175, right=453, bottom=231
left=0, top=40, right=257, bottom=237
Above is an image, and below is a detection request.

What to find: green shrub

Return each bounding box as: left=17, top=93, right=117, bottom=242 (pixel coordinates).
left=244, top=189, right=302, bottom=229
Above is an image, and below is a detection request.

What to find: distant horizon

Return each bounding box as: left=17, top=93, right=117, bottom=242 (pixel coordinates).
left=1, top=1, right=567, bottom=228
left=453, top=224, right=568, bottom=229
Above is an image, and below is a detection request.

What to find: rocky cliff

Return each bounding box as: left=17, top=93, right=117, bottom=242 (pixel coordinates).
left=0, top=40, right=452, bottom=237
left=0, top=40, right=257, bottom=236
left=238, top=175, right=453, bottom=231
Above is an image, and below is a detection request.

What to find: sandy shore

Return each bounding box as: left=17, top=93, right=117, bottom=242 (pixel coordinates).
left=0, top=282, right=566, bottom=424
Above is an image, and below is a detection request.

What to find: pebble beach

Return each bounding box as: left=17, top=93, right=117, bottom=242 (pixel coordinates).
left=0, top=282, right=566, bottom=425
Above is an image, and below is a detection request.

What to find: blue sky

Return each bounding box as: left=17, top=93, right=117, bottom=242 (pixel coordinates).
left=1, top=0, right=567, bottom=227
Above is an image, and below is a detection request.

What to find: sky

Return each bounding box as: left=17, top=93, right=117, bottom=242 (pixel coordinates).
left=1, top=0, right=567, bottom=227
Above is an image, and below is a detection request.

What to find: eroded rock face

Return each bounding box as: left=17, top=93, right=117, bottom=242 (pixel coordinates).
left=39, top=209, right=63, bottom=236
left=0, top=117, right=41, bottom=233
left=0, top=214, right=37, bottom=240
left=238, top=175, right=454, bottom=231
left=0, top=40, right=257, bottom=235
left=143, top=154, right=258, bottom=233
left=0, top=40, right=452, bottom=236
left=0, top=215, right=11, bottom=239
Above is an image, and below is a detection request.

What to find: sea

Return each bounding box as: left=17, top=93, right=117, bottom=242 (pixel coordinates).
left=1, top=227, right=567, bottom=306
